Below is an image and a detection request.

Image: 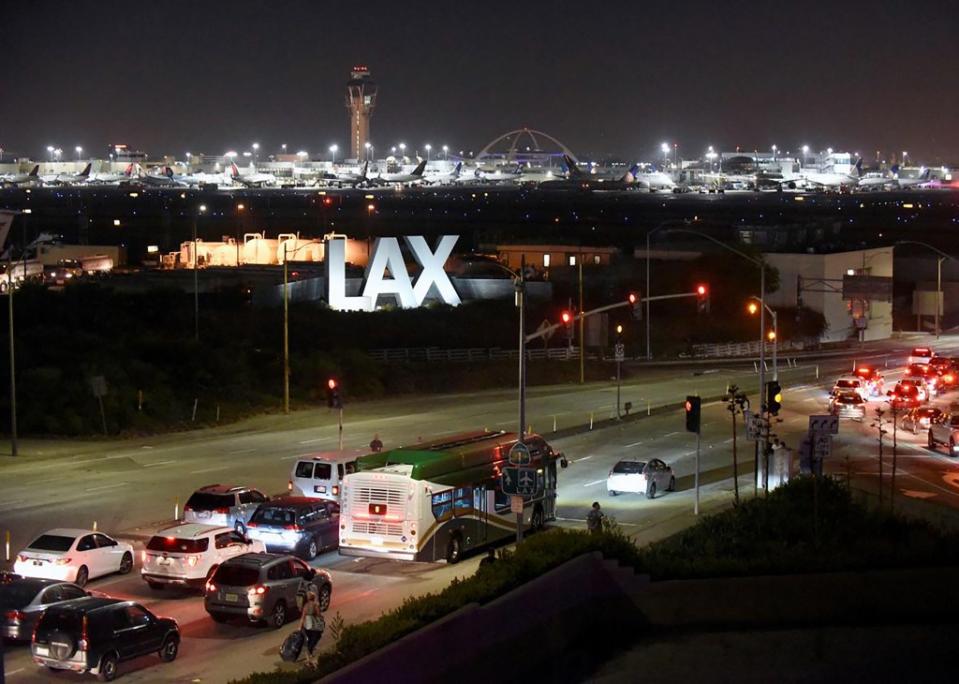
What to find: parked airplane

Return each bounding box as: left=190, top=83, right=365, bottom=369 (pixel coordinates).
left=371, top=160, right=428, bottom=186
left=0, top=165, right=40, bottom=187
left=322, top=162, right=370, bottom=188
left=424, top=162, right=463, bottom=185
left=41, top=163, right=91, bottom=185
left=891, top=165, right=932, bottom=189
left=87, top=163, right=135, bottom=184
left=230, top=162, right=277, bottom=188
left=474, top=162, right=523, bottom=183
left=538, top=156, right=640, bottom=191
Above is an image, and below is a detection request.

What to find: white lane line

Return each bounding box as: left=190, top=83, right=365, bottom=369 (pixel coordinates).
left=0, top=499, right=24, bottom=510
left=190, top=466, right=228, bottom=474
left=582, top=479, right=606, bottom=487
left=556, top=516, right=639, bottom=527
left=574, top=456, right=593, bottom=462
left=298, top=437, right=332, bottom=445
left=85, top=482, right=127, bottom=493
left=624, top=440, right=644, bottom=447
left=723, top=438, right=734, bottom=444
left=142, top=460, right=175, bottom=468
left=6, top=668, right=24, bottom=676
left=229, top=448, right=256, bottom=454
left=664, top=431, right=679, bottom=437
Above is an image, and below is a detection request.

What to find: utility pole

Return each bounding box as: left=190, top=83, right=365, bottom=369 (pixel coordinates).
left=578, top=259, right=584, bottom=384
left=283, top=243, right=290, bottom=414
left=890, top=405, right=899, bottom=511
left=3, top=210, right=21, bottom=457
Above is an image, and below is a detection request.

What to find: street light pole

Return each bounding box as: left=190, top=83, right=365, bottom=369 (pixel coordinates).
left=4, top=210, right=20, bottom=457
left=518, top=256, right=527, bottom=440
left=937, top=256, right=943, bottom=339
left=283, top=243, right=291, bottom=414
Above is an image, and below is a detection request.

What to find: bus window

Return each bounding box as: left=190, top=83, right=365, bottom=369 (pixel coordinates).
left=345, top=462, right=356, bottom=475
left=453, top=487, right=472, bottom=516
left=337, top=464, right=344, bottom=480
left=494, top=489, right=511, bottom=514
left=431, top=490, right=453, bottom=521
left=473, top=486, right=486, bottom=511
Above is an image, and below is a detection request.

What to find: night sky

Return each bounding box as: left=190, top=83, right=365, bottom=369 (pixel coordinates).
left=3, top=1, right=958, bottom=163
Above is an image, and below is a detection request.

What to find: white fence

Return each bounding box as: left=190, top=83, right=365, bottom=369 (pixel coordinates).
left=367, top=346, right=583, bottom=363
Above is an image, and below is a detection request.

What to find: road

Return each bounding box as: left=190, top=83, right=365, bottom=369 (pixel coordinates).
left=3, top=336, right=959, bottom=681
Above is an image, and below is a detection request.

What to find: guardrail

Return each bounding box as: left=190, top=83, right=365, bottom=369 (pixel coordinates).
left=367, top=346, right=583, bottom=363
left=692, top=338, right=817, bottom=358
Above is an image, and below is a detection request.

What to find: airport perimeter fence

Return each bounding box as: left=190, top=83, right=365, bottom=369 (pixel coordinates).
left=691, top=338, right=818, bottom=358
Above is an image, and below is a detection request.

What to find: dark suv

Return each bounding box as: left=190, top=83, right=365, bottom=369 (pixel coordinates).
left=246, top=497, right=340, bottom=560
left=31, top=597, right=179, bottom=681
left=204, top=552, right=332, bottom=629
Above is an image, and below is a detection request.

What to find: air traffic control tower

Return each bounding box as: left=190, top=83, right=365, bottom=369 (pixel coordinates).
left=346, top=66, right=377, bottom=160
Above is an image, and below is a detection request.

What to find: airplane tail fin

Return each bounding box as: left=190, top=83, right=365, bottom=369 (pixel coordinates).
left=230, top=162, right=240, bottom=178
left=454, top=162, right=463, bottom=177
left=29, top=165, right=39, bottom=177
left=165, top=166, right=175, bottom=178
left=123, top=163, right=134, bottom=177
left=891, top=163, right=900, bottom=176
left=563, top=154, right=582, bottom=177
left=622, top=164, right=640, bottom=182
left=921, top=167, right=931, bottom=180
left=855, top=158, right=863, bottom=178
left=79, top=163, right=91, bottom=177
left=412, top=160, right=427, bottom=176
left=361, top=161, right=368, bottom=178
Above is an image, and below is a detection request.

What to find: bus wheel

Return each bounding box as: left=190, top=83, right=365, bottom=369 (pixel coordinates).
left=445, top=535, right=462, bottom=564
left=531, top=505, right=545, bottom=532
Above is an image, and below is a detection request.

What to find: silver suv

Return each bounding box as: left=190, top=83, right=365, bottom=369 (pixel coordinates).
left=203, top=553, right=332, bottom=629
left=183, top=484, right=269, bottom=534
left=928, top=412, right=959, bottom=454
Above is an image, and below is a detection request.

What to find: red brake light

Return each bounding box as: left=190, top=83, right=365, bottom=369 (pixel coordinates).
left=254, top=585, right=266, bottom=595
left=5, top=610, right=25, bottom=622
left=246, top=521, right=258, bottom=528
left=214, top=507, right=230, bottom=514
left=332, top=485, right=340, bottom=496
left=205, top=581, right=215, bottom=593
left=283, top=524, right=302, bottom=531
left=287, top=480, right=293, bottom=491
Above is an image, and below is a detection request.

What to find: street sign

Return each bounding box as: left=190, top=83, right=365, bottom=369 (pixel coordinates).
left=501, top=466, right=540, bottom=496
left=808, top=414, right=839, bottom=435
left=745, top=412, right=760, bottom=441
left=614, top=343, right=625, bottom=362
left=90, top=376, right=107, bottom=398
left=508, top=441, right=531, bottom=466
left=510, top=495, right=524, bottom=514
left=813, top=433, right=832, bottom=460
left=842, top=275, right=893, bottom=302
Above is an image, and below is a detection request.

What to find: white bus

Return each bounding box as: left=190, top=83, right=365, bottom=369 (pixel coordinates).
left=339, top=431, right=564, bottom=563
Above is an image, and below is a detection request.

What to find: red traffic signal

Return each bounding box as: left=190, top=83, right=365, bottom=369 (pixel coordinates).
left=327, top=378, right=337, bottom=390
left=561, top=311, right=572, bottom=325
left=695, top=284, right=710, bottom=314
left=696, top=284, right=707, bottom=296
left=628, top=292, right=642, bottom=320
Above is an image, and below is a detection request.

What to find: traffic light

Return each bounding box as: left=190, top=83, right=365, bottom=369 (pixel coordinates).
left=696, top=284, right=710, bottom=314
left=326, top=378, right=342, bottom=409
left=561, top=311, right=572, bottom=327
left=685, top=395, right=701, bottom=433
left=766, top=381, right=782, bottom=415
left=628, top=292, right=642, bottom=320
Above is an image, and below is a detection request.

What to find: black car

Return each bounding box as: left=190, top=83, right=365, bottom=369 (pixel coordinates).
left=245, top=497, right=340, bottom=560
left=1, top=574, right=87, bottom=641
left=31, top=597, right=179, bottom=681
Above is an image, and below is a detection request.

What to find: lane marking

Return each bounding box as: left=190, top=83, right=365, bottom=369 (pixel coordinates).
left=624, top=440, right=644, bottom=448
left=582, top=479, right=606, bottom=487
left=85, top=482, right=127, bottom=492
left=190, top=466, right=228, bottom=474
left=664, top=431, right=679, bottom=437
left=142, top=460, right=175, bottom=468
left=574, top=456, right=593, bottom=462
left=229, top=448, right=256, bottom=454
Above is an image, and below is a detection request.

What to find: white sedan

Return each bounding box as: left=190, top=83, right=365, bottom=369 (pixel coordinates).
left=607, top=458, right=676, bottom=499
left=13, top=529, right=134, bottom=587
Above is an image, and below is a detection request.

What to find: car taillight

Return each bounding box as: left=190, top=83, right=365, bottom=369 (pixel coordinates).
left=214, top=507, right=230, bottom=514
left=332, top=485, right=340, bottom=496
left=283, top=524, right=302, bottom=531
left=187, top=555, right=200, bottom=567
left=287, top=480, right=293, bottom=492
left=79, top=615, right=89, bottom=651
left=946, top=374, right=955, bottom=383
left=246, top=522, right=258, bottom=528
left=55, top=557, right=72, bottom=566
left=205, top=581, right=215, bottom=593
left=5, top=610, right=25, bottom=622
left=141, top=550, right=147, bottom=563
left=251, top=585, right=266, bottom=595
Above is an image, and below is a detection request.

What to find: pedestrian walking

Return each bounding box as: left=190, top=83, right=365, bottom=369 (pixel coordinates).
left=586, top=501, right=604, bottom=534
left=369, top=433, right=383, bottom=453
left=299, top=587, right=325, bottom=668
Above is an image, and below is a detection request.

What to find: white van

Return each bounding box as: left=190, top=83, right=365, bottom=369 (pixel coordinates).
left=289, top=450, right=367, bottom=502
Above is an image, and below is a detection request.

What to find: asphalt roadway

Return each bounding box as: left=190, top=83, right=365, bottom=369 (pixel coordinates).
left=3, top=336, right=959, bottom=682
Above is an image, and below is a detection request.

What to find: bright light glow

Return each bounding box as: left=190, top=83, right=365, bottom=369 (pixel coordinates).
left=747, top=302, right=759, bottom=315
left=236, top=203, right=245, bottom=211
left=252, top=142, right=260, bottom=150
left=616, top=324, right=624, bottom=334
left=827, top=147, right=834, bottom=155
left=628, top=293, right=637, bottom=304
left=846, top=268, right=855, bottom=276
left=329, top=144, right=338, bottom=153
left=561, top=311, right=572, bottom=324
left=113, top=219, right=121, bottom=226
left=399, top=143, right=406, bottom=152
left=661, top=142, right=670, bottom=154
left=199, top=204, right=207, bottom=213
left=75, top=146, right=82, bottom=154
left=367, top=203, right=375, bottom=211
left=147, top=245, right=159, bottom=253
left=767, top=330, right=776, bottom=341
left=328, top=378, right=337, bottom=390
left=697, top=285, right=707, bottom=296
left=425, top=144, right=432, bottom=151
left=297, top=150, right=308, bottom=158
left=226, top=150, right=237, bottom=158
left=364, top=142, right=371, bottom=149
left=442, top=145, right=449, bottom=152
left=802, top=144, right=810, bottom=155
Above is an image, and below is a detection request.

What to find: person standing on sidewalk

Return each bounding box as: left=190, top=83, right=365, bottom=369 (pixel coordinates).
left=369, top=434, right=383, bottom=453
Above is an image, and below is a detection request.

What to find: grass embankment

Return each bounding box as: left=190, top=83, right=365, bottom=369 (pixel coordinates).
left=232, top=478, right=959, bottom=683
